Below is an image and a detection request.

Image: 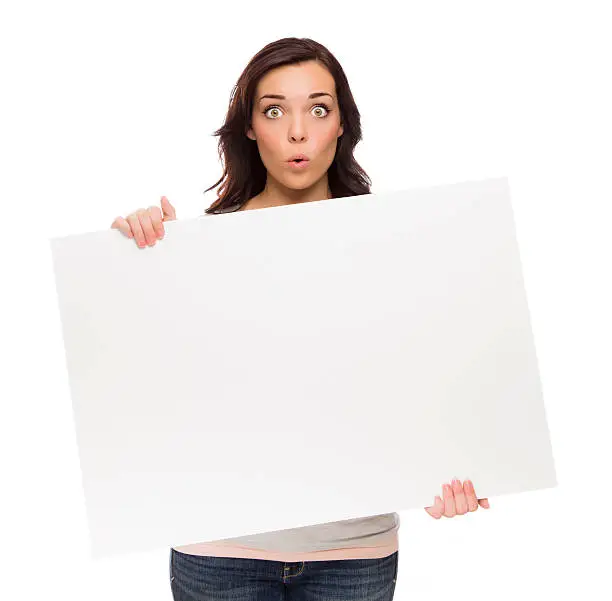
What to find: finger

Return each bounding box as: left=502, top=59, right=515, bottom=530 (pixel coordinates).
left=111, top=216, right=133, bottom=238
left=425, top=495, right=444, bottom=519
left=442, top=483, right=456, bottom=518
left=464, top=480, right=479, bottom=512
left=161, top=196, right=176, bottom=221
left=478, top=498, right=490, bottom=509
left=148, top=205, right=165, bottom=239
left=127, top=213, right=146, bottom=247
left=452, top=478, right=468, bottom=514
left=137, top=210, right=157, bottom=246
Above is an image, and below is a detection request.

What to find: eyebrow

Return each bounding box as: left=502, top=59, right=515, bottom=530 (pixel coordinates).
left=258, top=92, right=334, bottom=103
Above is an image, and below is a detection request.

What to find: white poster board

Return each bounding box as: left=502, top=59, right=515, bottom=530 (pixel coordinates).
left=49, top=177, right=556, bottom=558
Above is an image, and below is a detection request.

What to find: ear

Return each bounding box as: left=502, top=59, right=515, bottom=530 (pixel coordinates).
left=338, top=122, right=344, bottom=137
left=246, top=126, right=256, bottom=141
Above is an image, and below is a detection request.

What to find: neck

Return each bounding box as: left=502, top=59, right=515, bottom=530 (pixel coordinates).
left=247, top=174, right=332, bottom=210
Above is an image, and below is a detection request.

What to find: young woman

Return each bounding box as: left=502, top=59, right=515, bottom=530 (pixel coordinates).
left=111, top=37, right=490, bottom=601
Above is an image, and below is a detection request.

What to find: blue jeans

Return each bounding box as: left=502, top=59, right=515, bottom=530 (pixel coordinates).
left=170, top=548, right=398, bottom=600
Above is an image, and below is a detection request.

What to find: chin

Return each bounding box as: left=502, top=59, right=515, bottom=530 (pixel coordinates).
left=280, top=177, right=316, bottom=191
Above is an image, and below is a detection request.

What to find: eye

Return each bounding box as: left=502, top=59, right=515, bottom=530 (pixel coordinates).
left=312, top=104, right=331, bottom=118
left=263, top=106, right=283, bottom=119
left=262, top=103, right=332, bottom=120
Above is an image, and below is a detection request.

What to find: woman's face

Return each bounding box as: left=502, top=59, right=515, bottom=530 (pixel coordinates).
left=247, top=60, right=344, bottom=191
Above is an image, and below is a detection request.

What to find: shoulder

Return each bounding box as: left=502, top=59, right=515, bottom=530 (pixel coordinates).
left=203, top=201, right=245, bottom=215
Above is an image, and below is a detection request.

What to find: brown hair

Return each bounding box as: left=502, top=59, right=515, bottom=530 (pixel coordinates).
left=203, top=37, right=372, bottom=214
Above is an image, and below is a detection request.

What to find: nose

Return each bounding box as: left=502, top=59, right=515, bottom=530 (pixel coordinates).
left=288, top=117, right=308, bottom=142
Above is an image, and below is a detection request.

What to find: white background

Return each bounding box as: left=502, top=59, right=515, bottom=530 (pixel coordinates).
left=1, top=1, right=610, bottom=599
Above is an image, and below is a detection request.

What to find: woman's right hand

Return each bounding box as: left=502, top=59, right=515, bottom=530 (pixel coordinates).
left=111, top=196, right=177, bottom=248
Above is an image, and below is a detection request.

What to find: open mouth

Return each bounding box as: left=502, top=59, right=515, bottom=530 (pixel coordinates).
left=287, top=157, right=310, bottom=169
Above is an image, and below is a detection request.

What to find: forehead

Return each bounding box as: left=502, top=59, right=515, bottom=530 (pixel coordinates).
left=255, top=61, right=336, bottom=99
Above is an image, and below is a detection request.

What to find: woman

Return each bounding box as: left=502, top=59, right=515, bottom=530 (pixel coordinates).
left=111, top=37, right=490, bottom=601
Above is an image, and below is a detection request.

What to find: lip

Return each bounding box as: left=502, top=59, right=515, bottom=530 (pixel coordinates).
left=285, top=154, right=311, bottom=169
left=286, top=159, right=311, bottom=170
left=287, top=153, right=310, bottom=162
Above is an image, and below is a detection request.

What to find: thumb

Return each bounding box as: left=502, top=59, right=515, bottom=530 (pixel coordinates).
left=424, top=496, right=444, bottom=519
left=160, top=196, right=177, bottom=221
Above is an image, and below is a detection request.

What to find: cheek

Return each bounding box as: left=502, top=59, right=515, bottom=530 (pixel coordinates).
left=318, top=127, right=340, bottom=160
left=253, top=131, right=282, bottom=172
left=255, top=129, right=277, bottom=156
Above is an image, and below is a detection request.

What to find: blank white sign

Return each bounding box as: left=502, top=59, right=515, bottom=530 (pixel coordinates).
left=49, top=177, right=556, bottom=558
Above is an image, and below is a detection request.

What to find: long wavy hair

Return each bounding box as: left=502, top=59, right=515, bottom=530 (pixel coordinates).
left=203, top=37, right=372, bottom=214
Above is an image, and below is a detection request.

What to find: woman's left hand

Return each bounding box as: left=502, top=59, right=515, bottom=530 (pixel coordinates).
left=425, top=479, right=490, bottom=519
